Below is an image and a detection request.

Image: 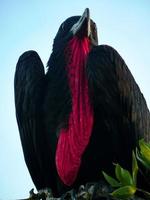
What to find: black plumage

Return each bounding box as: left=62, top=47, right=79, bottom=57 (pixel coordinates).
left=14, top=8, right=150, bottom=196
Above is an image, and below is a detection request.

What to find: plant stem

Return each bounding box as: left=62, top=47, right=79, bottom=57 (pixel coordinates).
left=137, top=188, right=150, bottom=199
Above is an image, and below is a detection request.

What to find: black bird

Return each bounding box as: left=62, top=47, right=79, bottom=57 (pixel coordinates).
left=14, top=8, right=150, bottom=196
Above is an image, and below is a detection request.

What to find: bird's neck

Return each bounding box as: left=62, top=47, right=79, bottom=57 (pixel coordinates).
left=65, top=36, right=91, bottom=67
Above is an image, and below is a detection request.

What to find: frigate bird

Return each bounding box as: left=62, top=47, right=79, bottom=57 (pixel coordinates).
left=14, top=8, right=150, bottom=196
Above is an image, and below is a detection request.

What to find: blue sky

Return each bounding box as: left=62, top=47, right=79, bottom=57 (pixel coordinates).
left=0, top=0, right=150, bottom=199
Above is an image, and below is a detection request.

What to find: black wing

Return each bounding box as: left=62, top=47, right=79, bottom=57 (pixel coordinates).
left=14, top=51, right=57, bottom=192
left=86, top=45, right=150, bottom=168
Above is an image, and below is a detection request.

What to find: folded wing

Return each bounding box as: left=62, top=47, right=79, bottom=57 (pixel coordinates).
left=14, top=51, right=57, bottom=191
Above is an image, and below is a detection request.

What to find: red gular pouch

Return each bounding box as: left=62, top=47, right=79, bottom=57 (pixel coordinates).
left=55, top=36, right=94, bottom=186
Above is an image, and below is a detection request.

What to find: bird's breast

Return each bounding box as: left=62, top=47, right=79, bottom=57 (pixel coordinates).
left=55, top=36, right=94, bottom=186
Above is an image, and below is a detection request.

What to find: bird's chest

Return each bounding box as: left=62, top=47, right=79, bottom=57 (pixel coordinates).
left=55, top=37, right=94, bottom=186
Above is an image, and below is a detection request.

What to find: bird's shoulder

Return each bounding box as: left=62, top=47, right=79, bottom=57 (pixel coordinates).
left=89, top=44, right=123, bottom=61
left=87, top=44, right=127, bottom=79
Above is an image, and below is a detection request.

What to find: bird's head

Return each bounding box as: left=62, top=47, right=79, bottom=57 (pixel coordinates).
left=52, top=8, right=98, bottom=52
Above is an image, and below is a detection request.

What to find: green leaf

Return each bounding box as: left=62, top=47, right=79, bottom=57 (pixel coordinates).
left=102, top=171, right=121, bottom=188
left=146, top=142, right=150, bottom=149
left=139, top=138, right=150, bottom=147
left=111, top=185, right=136, bottom=199
left=139, top=139, right=150, bottom=166
left=136, top=148, right=150, bottom=170
left=139, top=139, right=150, bottom=156
left=132, top=151, right=138, bottom=186
left=115, top=164, right=134, bottom=186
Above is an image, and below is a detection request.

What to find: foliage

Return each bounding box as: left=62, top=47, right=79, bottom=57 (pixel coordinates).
left=102, top=153, right=137, bottom=199
left=102, top=139, right=150, bottom=200
left=136, top=139, right=150, bottom=170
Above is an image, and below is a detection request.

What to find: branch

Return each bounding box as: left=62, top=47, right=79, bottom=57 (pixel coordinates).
left=16, top=181, right=146, bottom=200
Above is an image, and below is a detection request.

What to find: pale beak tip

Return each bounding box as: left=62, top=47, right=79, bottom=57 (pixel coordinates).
left=84, top=8, right=90, bottom=18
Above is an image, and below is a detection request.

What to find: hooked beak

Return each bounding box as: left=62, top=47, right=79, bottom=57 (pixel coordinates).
left=70, top=8, right=98, bottom=46
left=70, top=8, right=91, bottom=37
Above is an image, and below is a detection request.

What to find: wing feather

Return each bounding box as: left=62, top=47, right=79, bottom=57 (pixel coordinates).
left=86, top=45, right=150, bottom=173
left=87, top=45, right=150, bottom=144
left=14, top=51, right=47, bottom=190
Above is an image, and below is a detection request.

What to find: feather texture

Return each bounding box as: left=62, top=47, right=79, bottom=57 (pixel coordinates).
left=14, top=16, right=150, bottom=196
left=14, top=51, right=57, bottom=193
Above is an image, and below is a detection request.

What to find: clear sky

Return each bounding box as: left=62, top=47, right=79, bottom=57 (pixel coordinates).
left=0, top=0, right=150, bottom=199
